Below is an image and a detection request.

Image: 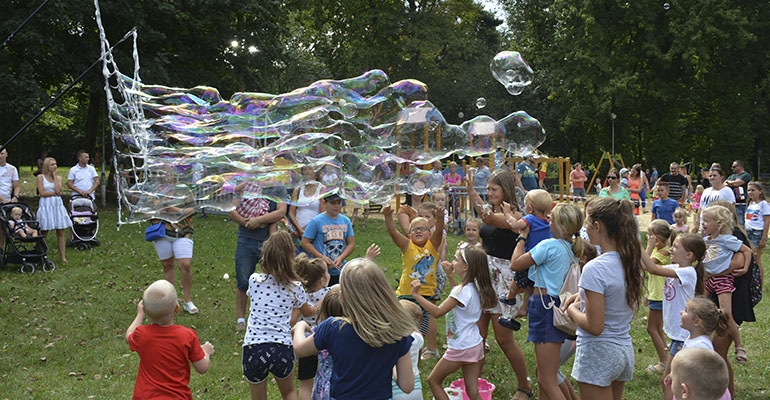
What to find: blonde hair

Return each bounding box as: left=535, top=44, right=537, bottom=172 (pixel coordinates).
left=339, top=259, right=416, bottom=347
left=673, top=207, right=689, bottom=221
left=465, top=217, right=482, bottom=230
left=10, top=206, right=22, bottom=218
left=695, top=184, right=705, bottom=194
left=262, top=231, right=302, bottom=287
left=702, top=205, right=734, bottom=235
left=648, top=219, right=673, bottom=245
left=672, top=348, right=729, bottom=400
left=294, top=253, right=327, bottom=291
left=399, top=300, right=423, bottom=326
left=550, top=203, right=585, bottom=259
left=142, top=280, right=178, bottom=323
left=524, top=189, right=552, bottom=214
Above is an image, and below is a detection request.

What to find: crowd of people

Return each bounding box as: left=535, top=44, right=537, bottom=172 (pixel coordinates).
left=120, top=157, right=766, bottom=400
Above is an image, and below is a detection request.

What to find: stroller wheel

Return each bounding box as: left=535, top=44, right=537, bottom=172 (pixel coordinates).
left=43, top=260, right=56, bottom=272
left=21, top=262, right=35, bottom=274
left=77, top=243, right=89, bottom=251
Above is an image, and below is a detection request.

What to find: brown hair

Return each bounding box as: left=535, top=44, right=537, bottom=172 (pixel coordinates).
left=686, top=296, right=728, bottom=337
left=294, top=253, right=327, bottom=291
left=460, top=246, right=497, bottom=309
left=261, top=231, right=302, bottom=287
left=674, top=233, right=706, bottom=295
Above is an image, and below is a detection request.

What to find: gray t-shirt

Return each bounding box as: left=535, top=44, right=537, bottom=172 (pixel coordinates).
left=576, top=251, right=633, bottom=346
left=704, top=234, right=743, bottom=275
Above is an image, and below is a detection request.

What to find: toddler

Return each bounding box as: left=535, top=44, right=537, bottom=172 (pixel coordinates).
left=670, top=348, right=729, bottom=400
left=8, top=206, right=38, bottom=237
left=671, top=208, right=690, bottom=233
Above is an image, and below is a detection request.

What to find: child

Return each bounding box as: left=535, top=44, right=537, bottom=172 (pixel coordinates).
left=745, top=181, right=769, bottom=280
left=564, top=196, right=644, bottom=399
left=383, top=204, right=445, bottom=360
left=502, top=189, right=553, bottom=318
left=243, top=231, right=316, bottom=400
left=643, top=220, right=673, bottom=373
left=700, top=205, right=752, bottom=364
left=293, top=253, right=331, bottom=400
left=652, top=182, right=679, bottom=224
left=417, top=201, right=447, bottom=359
left=691, top=185, right=704, bottom=226
left=672, top=208, right=690, bottom=233
left=125, top=280, right=214, bottom=399
left=411, top=245, right=497, bottom=400
left=442, top=218, right=483, bottom=288
left=301, top=193, right=356, bottom=286
left=310, top=285, right=344, bottom=400
left=8, top=206, right=38, bottom=237
left=393, top=300, right=425, bottom=400
left=669, top=348, right=729, bottom=400
left=510, top=202, right=584, bottom=399
left=680, top=297, right=728, bottom=350
left=293, top=258, right=416, bottom=399
left=641, top=233, right=706, bottom=400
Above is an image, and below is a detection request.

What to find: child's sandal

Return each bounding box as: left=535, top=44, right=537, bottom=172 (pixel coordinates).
left=735, top=347, right=748, bottom=364
left=646, top=362, right=666, bottom=372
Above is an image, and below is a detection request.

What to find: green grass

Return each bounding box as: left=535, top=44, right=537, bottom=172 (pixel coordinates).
left=1, top=169, right=769, bottom=399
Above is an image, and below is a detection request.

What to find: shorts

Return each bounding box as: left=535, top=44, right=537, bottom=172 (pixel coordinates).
left=669, top=340, right=684, bottom=356
left=648, top=300, right=663, bottom=311
left=572, top=187, right=587, bottom=201
left=443, top=342, right=485, bottom=363
left=527, top=294, right=569, bottom=344
left=747, top=229, right=763, bottom=248
left=242, top=343, right=295, bottom=384
left=705, top=275, right=735, bottom=295
left=296, top=354, right=318, bottom=380
left=398, top=294, right=433, bottom=336
left=572, top=341, right=634, bottom=387
left=485, top=255, right=515, bottom=315
left=153, top=237, right=194, bottom=260
left=514, top=269, right=535, bottom=289
left=235, top=236, right=265, bottom=291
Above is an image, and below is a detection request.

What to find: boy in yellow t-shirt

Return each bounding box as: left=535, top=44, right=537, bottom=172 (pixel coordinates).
left=383, top=204, right=444, bottom=359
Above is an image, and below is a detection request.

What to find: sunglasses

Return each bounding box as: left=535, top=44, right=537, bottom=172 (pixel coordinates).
left=607, top=176, right=618, bottom=180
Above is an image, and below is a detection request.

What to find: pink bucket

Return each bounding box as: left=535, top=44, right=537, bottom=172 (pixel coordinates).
left=449, top=378, right=496, bottom=400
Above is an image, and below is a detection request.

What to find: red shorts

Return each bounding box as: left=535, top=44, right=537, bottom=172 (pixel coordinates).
left=705, top=275, right=735, bottom=295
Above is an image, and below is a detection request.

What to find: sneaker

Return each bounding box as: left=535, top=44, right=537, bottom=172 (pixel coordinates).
left=499, top=294, right=518, bottom=306
left=183, top=301, right=198, bottom=315
left=235, top=321, right=246, bottom=332
left=498, top=316, right=521, bottom=331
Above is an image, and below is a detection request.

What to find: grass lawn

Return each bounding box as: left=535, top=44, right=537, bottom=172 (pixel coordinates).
left=1, top=169, right=769, bottom=399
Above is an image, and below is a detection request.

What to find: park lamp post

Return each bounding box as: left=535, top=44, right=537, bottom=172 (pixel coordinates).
left=611, top=112, right=617, bottom=156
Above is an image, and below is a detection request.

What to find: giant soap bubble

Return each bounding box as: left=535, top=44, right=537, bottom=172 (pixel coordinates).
left=490, top=51, right=534, bottom=95
left=95, top=5, right=546, bottom=225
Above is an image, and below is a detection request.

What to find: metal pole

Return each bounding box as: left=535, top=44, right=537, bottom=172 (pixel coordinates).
left=611, top=113, right=617, bottom=156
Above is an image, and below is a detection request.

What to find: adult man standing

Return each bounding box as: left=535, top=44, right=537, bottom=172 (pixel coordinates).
left=473, top=157, right=492, bottom=201
left=658, top=162, right=690, bottom=206
left=516, top=154, right=539, bottom=193
left=726, top=160, right=752, bottom=226
left=67, top=150, right=99, bottom=200
left=569, top=162, right=588, bottom=203
left=0, top=148, right=20, bottom=204
left=230, top=183, right=287, bottom=332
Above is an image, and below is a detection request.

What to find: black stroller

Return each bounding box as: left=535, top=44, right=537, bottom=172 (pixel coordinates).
left=0, top=202, right=55, bottom=273
left=68, top=196, right=100, bottom=250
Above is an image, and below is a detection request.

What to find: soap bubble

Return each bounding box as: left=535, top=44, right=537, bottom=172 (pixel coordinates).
left=223, top=273, right=230, bottom=280
left=663, top=3, right=670, bottom=10
left=475, top=97, right=487, bottom=109
left=497, top=111, right=546, bottom=155
left=490, top=51, right=534, bottom=95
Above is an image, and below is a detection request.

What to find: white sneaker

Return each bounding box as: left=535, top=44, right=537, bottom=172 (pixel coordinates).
left=183, top=301, right=198, bottom=314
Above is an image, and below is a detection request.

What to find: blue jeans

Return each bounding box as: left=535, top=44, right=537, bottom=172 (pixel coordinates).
left=736, top=204, right=747, bottom=227
left=235, top=236, right=264, bottom=291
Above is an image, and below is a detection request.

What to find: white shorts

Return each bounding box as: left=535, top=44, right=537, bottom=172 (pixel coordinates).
left=153, top=237, right=194, bottom=260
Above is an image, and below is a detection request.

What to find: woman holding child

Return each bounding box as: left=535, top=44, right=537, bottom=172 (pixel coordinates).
left=466, top=170, right=534, bottom=399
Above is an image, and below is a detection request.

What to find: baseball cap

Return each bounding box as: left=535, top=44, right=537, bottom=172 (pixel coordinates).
left=619, top=168, right=629, bottom=176
left=324, top=193, right=342, bottom=202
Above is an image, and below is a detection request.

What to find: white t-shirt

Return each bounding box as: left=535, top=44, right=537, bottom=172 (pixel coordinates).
left=0, top=163, right=19, bottom=200
left=300, top=286, right=331, bottom=327
left=392, top=332, right=423, bottom=400
left=745, top=200, right=770, bottom=231
left=244, top=274, right=309, bottom=346
left=577, top=251, right=633, bottom=346
left=446, top=282, right=482, bottom=350
left=68, top=164, right=98, bottom=199
left=683, top=335, right=713, bottom=350
left=662, top=265, right=697, bottom=341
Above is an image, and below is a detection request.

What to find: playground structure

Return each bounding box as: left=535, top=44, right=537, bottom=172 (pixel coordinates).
left=587, top=151, right=626, bottom=194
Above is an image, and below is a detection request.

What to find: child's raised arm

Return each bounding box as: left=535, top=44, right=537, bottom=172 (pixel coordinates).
left=430, top=206, right=445, bottom=249
left=410, top=279, right=460, bottom=318
left=383, top=206, right=410, bottom=251
left=640, top=248, right=678, bottom=278
left=125, top=300, right=146, bottom=343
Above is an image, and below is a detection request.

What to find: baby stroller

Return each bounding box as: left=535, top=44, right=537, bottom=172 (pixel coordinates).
left=0, top=202, right=54, bottom=273
left=68, top=196, right=100, bottom=250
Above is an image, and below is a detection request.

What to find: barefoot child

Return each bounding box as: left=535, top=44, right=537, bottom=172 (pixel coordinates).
left=126, top=280, right=215, bottom=399
left=411, top=245, right=497, bottom=400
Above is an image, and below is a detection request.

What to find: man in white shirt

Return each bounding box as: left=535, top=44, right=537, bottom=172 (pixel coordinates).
left=0, top=148, right=20, bottom=204
left=67, top=150, right=99, bottom=200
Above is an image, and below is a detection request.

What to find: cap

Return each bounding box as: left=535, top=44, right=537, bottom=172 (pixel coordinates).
left=619, top=168, right=629, bottom=176
left=324, top=193, right=342, bottom=202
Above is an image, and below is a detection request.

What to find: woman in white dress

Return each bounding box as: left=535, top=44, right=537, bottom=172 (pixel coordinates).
left=37, top=157, right=72, bottom=263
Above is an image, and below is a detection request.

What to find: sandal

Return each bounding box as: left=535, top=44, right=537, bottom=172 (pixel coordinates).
left=420, top=348, right=440, bottom=360
left=735, top=347, right=748, bottom=364
left=513, top=388, right=535, bottom=399
left=183, top=301, right=199, bottom=315
left=646, top=362, right=666, bottom=372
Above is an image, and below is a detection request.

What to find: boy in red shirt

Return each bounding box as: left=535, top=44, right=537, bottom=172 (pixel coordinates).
left=126, top=280, right=215, bottom=399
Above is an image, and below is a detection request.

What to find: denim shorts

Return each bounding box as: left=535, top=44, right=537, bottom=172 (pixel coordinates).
left=669, top=339, right=684, bottom=356
left=527, top=294, right=569, bottom=344
left=747, top=229, right=763, bottom=248
left=648, top=300, right=663, bottom=311
left=242, top=342, right=295, bottom=383
left=235, top=236, right=264, bottom=291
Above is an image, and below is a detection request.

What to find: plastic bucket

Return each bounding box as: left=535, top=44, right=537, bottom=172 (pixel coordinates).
left=449, top=378, right=496, bottom=400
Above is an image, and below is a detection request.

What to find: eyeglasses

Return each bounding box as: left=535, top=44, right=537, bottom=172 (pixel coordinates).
left=410, top=226, right=429, bottom=233
left=731, top=165, right=738, bottom=168
left=607, top=176, right=618, bottom=180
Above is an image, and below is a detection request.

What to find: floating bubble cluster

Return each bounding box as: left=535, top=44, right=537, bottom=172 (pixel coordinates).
left=490, top=51, right=534, bottom=96
left=95, top=3, right=544, bottom=225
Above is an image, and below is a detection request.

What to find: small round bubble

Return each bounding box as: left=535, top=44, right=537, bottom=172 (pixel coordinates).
left=475, top=98, right=487, bottom=109
left=663, top=2, right=670, bottom=10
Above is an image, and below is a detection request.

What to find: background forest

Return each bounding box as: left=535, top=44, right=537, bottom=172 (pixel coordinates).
left=2, top=0, right=768, bottom=181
